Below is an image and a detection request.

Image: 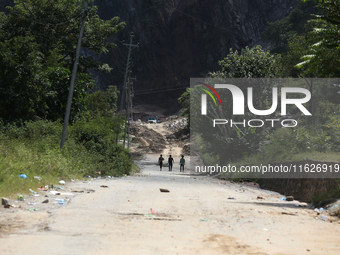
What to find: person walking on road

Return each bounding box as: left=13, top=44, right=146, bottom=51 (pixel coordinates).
left=179, top=155, right=185, bottom=172
left=168, top=155, right=174, bottom=171
left=158, top=154, right=164, bottom=171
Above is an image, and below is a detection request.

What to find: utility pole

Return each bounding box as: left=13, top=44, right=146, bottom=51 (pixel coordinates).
left=116, top=32, right=138, bottom=144
left=123, top=71, right=131, bottom=147
left=60, top=0, right=88, bottom=150
left=127, top=76, right=135, bottom=149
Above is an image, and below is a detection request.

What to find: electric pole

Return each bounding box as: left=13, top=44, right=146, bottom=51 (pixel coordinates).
left=60, top=0, right=88, bottom=150
left=116, top=32, right=138, bottom=145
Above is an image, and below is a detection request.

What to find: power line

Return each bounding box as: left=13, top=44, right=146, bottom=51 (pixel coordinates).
left=134, top=84, right=189, bottom=95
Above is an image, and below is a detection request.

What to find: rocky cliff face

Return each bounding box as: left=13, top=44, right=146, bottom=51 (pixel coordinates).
left=94, top=0, right=298, bottom=112
left=0, top=0, right=298, bottom=113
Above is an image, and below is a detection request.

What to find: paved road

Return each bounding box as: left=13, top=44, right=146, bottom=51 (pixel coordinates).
left=1, top=155, right=339, bottom=255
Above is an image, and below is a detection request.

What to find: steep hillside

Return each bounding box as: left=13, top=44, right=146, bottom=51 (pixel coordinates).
left=0, top=0, right=299, bottom=113
left=94, top=0, right=298, bottom=112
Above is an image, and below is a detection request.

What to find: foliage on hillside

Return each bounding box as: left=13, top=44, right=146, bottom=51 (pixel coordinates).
left=0, top=0, right=125, bottom=122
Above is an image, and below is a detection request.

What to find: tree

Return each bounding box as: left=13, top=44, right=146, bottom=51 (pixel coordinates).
left=181, top=45, right=285, bottom=163
left=209, top=45, right=284, bottom=78
left=297, top=0, right=340, bottom=77
left=263, top=1, right=315, bottom=54
left=0, top=0, right=125, bottom=122
left=85, top=85, right=119, bottom=117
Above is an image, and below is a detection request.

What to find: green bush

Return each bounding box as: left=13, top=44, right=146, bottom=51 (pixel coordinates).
left=0, top=117, right=133, bottom=197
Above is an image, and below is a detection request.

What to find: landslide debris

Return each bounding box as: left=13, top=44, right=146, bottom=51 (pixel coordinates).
left=130, top=124, right=166, bottom=154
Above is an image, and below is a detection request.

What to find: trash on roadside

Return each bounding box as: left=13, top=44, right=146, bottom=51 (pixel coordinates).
left=150, top=208, right=156, bottom=214
left=257, top=196, right=265, bottom=200
left=56, top=199, right=68, bottom=206
left=50, top=191, right=74, bottom=196
left=258, top=211, right=267, bottom=214
left=4, top=204, right=11, bottom=208
left=57, top=187, right=63, bottom=190
left=228, top=197, right=235, bottom=200
left=159, top=188, right=169, bottom=192
left=18, top=195, right=24, bottom=201
left=28, top=208, right=39, bottom=211
left=29, top=188, right=38, bottom=194
left=34, top=176, right=42, bottom=181
left=329, top=204, right=338, bottom=210
left=280, top=197, right=286, bottom=201
left=19, top=174, right=27, bottom=179
left=100, top=185, right=108, bottom=188
left=282, top=212, right=297, bottom=216
left=38, top=186, right=48, bottom=191
left=59, top=180, right=66, bottom=185
left=320, top=215, right=328, bottom=221
left=1, top=197, right=9, bottom=206
left=86, top=189, right=95, bottom=193
left=286, top=196, right=294, bottom=201
left=144, top=214, right=155, bottom=217
left=200, top=219, right=209, bottom=221
left=27, top=202, right=38, bottom=205
left=262, top=228, right=269, bottom=231
left=314, top=208, right=324, bottom=213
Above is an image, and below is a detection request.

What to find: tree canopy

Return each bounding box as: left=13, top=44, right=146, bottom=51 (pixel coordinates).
left=209, top=45, right=284, bottom=79
left=295, top=0, right=340, bottom=77
left=0, top=0, right=125, bottom=122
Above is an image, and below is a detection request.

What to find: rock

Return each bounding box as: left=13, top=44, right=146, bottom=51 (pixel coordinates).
left=286, top=196, right=294, bottom=201
left=42, top=199, right=49, bottom=203
left=4, top=204, right=11, bottom=208
left=1, top=197, right=9, bottom=205
left=159, top=188, right=170, bottom=193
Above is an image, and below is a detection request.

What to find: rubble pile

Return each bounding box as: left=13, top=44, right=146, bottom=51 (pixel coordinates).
left=130, top=124, right=166, bottom=153
left=163, top=116, right=187, bottom=132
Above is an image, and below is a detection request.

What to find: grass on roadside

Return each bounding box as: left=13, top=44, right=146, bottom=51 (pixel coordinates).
left=0, top=118, right=134, bottom=198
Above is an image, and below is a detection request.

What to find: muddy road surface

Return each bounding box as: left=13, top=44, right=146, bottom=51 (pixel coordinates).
left=1, top=154, right=340, bottom=255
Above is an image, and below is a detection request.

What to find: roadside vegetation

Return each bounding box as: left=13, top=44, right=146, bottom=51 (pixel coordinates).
left=0, top=1, right=134, bottom=197
left=178, top=0, right=340, bottom=205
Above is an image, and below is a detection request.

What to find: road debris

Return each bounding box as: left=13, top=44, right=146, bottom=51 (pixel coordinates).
left=320, top=215, right=328, bottom=221
left=159, top=188, right=169, bottom=192
left=1, top=197, right=9, bottom=205
left=282, top=212, right=297, bottom=216
left=286, top=196, right=294, bottom=201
